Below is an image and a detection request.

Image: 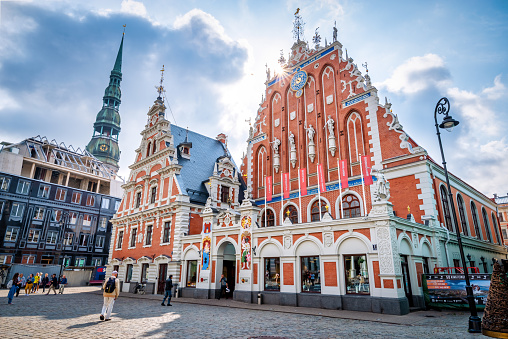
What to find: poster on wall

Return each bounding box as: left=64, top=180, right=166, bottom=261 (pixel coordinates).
left=425, top=274, right=491, bottom=305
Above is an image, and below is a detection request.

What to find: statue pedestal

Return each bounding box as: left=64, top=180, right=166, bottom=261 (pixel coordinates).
left=369, top=201, right=394, bottom=218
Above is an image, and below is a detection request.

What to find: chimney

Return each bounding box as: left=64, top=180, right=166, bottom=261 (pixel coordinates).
left=216, top=133, right=227, bottom=145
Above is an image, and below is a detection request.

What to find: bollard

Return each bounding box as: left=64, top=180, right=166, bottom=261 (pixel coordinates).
left=257, top=293, right=262, bottom=305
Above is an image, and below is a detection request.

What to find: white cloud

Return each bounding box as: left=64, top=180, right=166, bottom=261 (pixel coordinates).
left=375, top=54, right=450, bottom=94
left=120, top=0, right=147, bottom=18
left=482, top=74, right=506, bottom=100
left=0, top=89, right=19, bottom=111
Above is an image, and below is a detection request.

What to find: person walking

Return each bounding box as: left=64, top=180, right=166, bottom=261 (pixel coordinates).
left=100, top=270, right=120, bottom=321
left=7, top=273, right=19, bottom=305
left=218, top=274, right=228, bottom=300
left=41, top=273, right=49, bottom=293
left=46, top=274, right=58, bottom=295
left=59, top=275, right=68, bottom=294
left=15, top=273, right=25, bottom=297
left=24, top=274, right=34, bottom=295
left=161, top=274, right=173, bottom=306
left=32, top=273, right=40, bottom=293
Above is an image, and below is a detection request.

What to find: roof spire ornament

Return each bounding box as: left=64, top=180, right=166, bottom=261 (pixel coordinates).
left=333, top=21, right=338, bottom=42
left=312, top=27, right=321, bottom=49
left=155, top=65, right=166, bottom=100
left=278, top=49, right=286, bottom=65
left=292, top=8, right=305, bottom=42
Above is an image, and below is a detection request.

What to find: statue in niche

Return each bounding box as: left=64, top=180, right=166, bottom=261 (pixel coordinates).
left=271, top=137, right=281, bottom=173
left=289, top=131, right=297, bottom=168
left=372, top=168, right=390, bottom=202
left=305, top=125, right=316, bottom=162
left=325, top=115, right=337, bottom=156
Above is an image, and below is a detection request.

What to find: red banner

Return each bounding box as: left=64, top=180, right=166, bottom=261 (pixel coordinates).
left=283, top=173, right=290, bottom=199
left=317, top=163, right=326, bottom=193
left=265, top=176, right=272, bottom=202
left=299, top=168, right=307, bottom=196
left=361, top=155, right=373, bottom=185
left=339, top=159, right=349, bottom=188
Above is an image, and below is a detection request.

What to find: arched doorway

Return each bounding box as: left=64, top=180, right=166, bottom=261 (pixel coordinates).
left=216, top=241, right=237, bottom=298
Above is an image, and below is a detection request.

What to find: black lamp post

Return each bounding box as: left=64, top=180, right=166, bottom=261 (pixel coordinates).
left=434, top=97, right=481, bottom=333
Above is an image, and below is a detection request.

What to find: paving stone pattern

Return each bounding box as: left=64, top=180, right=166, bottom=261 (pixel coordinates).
left=0, top=287, right=483, bottom=338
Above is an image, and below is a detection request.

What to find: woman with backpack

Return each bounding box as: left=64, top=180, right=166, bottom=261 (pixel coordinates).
left=100, top=270, right=120, bottom=321
left=7, top=273, right=19, bottom=304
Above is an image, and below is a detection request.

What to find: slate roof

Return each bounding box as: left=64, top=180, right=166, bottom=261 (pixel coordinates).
left=170, top=125, right=245, bottom=205
left=495, top=195, right=508, bottom=205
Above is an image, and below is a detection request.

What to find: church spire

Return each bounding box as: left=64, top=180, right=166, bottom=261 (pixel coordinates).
left=86, top=31, right=125, bottom=174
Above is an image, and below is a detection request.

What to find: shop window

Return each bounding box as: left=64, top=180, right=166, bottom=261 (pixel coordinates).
left=101, top=198, right=110, bottom=209
left=46, top=231, right=58, bottom=244
left=0, top=176, right=11, bottom=191
left=27, top=229, right=41, bottom=243
left=471, top=202, right=482, bottom=240
left=186, top=260, right=197, bottom=287
left=264, top=257, right=280, bottom=291
left=145, top=225, right=153, bottom=245
left=344, top=255, right=370, bottom=294
left=126, top=264, right=133, bottom=282
left=71, top=191, right=82, bottom=204
left=150, top=186, right=157, bottom=204
left=491, top=212, right=501, bottom=245
left=4, top=226, right=19, bottom=242
left=311, top=200, right=327, bottom=222
left=117, top=230, right=124, bottom=249
left=53, top=209, right=63, bottom=223
left=141, top=263, right=149, bottom=283
left=11, top=203, right=24, bottom=218
left=457, top=194, right=469, bottom=236
left=55, top=188, right=67, bottom=201
left=69, top=212, right=78, bottom=225
left=96, top=236, right=105, bottom=248
left=63, top=233, right=74, bottom=246
left=261, top=209, right=275, bottom=227
left=440, top=186, right=453, bottom=232
left=130, top=228, right=137, bottom=248
left=38, top=185, right=51, bottom=198
left=33, top=207, right=44, bottom=220
left=221, top=186, right=230, bottom=203
left=86, top=195, right=95, bottom=207
left=301, top=256, right=321, bottom=293
left=162, top=221, right=171, bottom=243
left=341, top=194, right=361, bottom=218
left=16, top=180, right=31, bottom=195
left=135, top=192, right=142, bottom=208
left=481, top=207, right=492, bottom=243
left=284, top=205, right=298, bottom=224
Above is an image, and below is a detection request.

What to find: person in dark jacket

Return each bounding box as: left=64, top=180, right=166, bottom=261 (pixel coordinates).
left=59, top=275, right=68, bottom=294
left=41, top=273, right=49, bottom=293
left=161, top=275, right=173, bottom=306
left=46, top=274, right=58, bottom=295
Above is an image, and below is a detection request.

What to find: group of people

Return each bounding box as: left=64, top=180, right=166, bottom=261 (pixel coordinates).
left=7, top=272, right=68, bottom=304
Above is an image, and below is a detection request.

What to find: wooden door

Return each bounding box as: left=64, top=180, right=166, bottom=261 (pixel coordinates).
left=157, top=264, right=167, bottom=294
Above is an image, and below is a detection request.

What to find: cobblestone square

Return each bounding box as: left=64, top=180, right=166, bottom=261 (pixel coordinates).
left=0, top=287, right=484, bottom=338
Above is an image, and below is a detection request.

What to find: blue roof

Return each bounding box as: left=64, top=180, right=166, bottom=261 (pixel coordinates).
left=170, top=125, right=244, bottom=205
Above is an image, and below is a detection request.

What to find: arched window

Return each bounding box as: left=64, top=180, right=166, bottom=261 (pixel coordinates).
left=152, top=141, right=157, bottom=155
left=283, top=205, right=298, bottom=224
left=261, top=209, right=275, bottom=227
left=440, top=186, right=453, bottom=232
left=346, top=112, right=365, bottom=171
left=311, top=199, right=327, bottom=222
left=342, top=194, right=361, bottom=218
left=491, top=212, right=501, bottom=244
left=146, top=142, right=151, bottom=157
left=257, top=147, right=267, bottom=189
left=471, top=202, right=482, bottom=240
left=457, top=194, right=468, bottom=236
left=482, top=207, right=492, bottom=243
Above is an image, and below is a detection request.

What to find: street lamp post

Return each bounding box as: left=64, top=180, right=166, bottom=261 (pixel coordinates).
left=434, top=97, right=482, bottom=333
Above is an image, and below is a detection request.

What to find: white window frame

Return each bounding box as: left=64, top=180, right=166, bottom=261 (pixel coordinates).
left=53, top=209, right=63, bottom=223
left=117, top=230, right=124, bottom=249
left=78, top=233, right=89, bottom=247
left=83, top=214, right=92, bottom=227
left=11, top=203, right=25, bottom=218
left=129, top=227, right=137, bottom=248
left=96, top=235, right=105, bottom=248
left=38, top=184, right=51, bottom=198
left=98, top=217, right=107, bottom=230
left=69, top=212, right=78, bottom=225
left=75, top=257, right=86, bottom=267
left=63, top=232, right=74, bottom=245
left=46, top=231, right=58, bottom=244
left=144, top=224, right=153, bottom=246
left=55, top=188, right=67, bottom=201
left=0, top=176, right=11, bottom=191
left=16, top=180, right=30, bottom=195
left=27, top=229, right=41, bottom=243
left=71, top=191, right=82, bottom=204
left=86, top=195, right=95, bottom=207
left=114, top=200, right=121, bottom=210
left=33, top=207, right=45, bottom=220
left=4, top=226, right=20, bottom=242
left=161, top=221, right=171, bottom=244
left=102, top=198, right=110, bottom=209
left=92, top=258, right=102, bottom=266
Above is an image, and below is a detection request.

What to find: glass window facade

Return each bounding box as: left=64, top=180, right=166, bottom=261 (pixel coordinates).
left=16, top=180, right=30, bottom=194
left=46, top=231, right=58, bottom=244
left=38, top=185, right=50, bottom=198
left=344, top=255, right=370, bottom=294
left=4, top=226, right=19, bottom=242
left=187, top=260, right=197, bottom=287
left=117, top=230, right=123, bottom=249
left=145, top=225, right=152, bottom=245
left=63, top=233, right=73, bottom=246
left=342, top=194, right=361, bottom=218
left=86, top=195, right=95, bottom=206
left=71, top=192, right=82, bottom=204
left=264, top=257, right=280, bottom=291
left=0, top=176, right=10, bottom=191
left=162, top=222, right=171, bottom=243
left=11, top=203, right=24, bottom=218
left=33, top=207, right=44, bottom=220
left=55, top=188, right=66, bottom=201
left=141, top=263, right=149, bottom=282
left=126, top=264, right=133, bottom=282
left=311, top=200, right=327, bottom=221
left=130, top=228, right=137, bottom=247
left=301, top=256, right=321, bottom=293
left=27, top=229, right=40, bottom=243
left=101, top=198, right=110, bottom=209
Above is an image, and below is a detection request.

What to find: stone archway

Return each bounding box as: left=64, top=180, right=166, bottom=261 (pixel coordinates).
left=215, top=241, right=237, bottom=298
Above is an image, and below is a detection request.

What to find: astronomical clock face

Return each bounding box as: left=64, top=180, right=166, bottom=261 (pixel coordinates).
left=290, top=68, right=308, bottom=97
left=99, top=144, right=109, bottom=152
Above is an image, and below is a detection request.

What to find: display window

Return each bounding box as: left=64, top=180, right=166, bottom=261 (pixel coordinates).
left=344, top=255, right=370, bottom=294
left=187, top=260, right=197, bottom=287
left=264, top=257, right=280, bottom=291
left=301, top=256, right=321, bottom=293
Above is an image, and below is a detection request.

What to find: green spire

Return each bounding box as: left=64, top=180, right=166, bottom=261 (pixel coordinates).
left=113, top=34, right=124, bottom=73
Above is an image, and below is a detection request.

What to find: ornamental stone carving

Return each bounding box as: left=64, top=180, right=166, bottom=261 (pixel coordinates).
left=284, top=235, right=292, bottom=249
left=324, top=233, right=333, bottom=247
left=371, top=168, right=390, bottom=202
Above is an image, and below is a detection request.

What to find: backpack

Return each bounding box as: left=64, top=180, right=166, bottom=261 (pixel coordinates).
left=6, top=279, right=13, bottom=289
left=104, top=278, right=116, bottom=293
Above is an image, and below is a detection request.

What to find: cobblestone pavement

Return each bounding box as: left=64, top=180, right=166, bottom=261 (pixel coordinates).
left=0, top=287, right=483, bottom=338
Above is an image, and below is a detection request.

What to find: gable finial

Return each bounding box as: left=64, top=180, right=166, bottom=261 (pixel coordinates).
left=292, top=8, right=305, bottom=42
left=156, top=65, right=165, bottom=100
left=123, top=24, right=126, bottom=35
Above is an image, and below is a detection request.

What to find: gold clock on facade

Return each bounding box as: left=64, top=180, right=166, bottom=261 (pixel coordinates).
left=99, top=144, right=109, bottom=152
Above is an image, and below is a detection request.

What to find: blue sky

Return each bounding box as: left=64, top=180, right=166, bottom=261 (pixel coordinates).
left=1, top=0, right=507, bottom=197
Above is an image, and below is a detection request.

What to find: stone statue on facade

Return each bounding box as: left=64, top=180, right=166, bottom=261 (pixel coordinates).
left=305, top=124, right=316, bottom=162
left=324, top=116, right=337, bottom=156
left=271, top=137, right=281, bottom=173
left=372, top=168, right=390, bottom=202
left=289, top=131, right=297, bottom=168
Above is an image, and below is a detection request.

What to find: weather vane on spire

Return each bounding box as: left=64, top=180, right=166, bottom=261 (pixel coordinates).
left=312, top=27, right=321, bottom=48
left=155, top=65, right=166, bottom=100
left=123, top=24, right=126, bottom=35
left=278, top=49, right=286, bottom=65
left=292, top=8, right=305, bottom=42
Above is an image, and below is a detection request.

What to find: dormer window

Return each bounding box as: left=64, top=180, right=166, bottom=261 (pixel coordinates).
left=182, top=147, right=189, bottom=155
